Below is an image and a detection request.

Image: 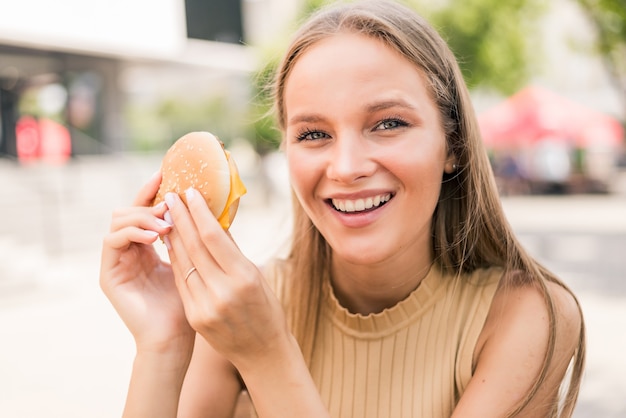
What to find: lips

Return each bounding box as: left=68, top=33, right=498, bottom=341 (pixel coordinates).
left=331, top=193, right=392, bottom=213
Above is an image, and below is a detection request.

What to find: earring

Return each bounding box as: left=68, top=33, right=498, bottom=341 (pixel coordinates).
left=452, top=163, right=458, bottom=171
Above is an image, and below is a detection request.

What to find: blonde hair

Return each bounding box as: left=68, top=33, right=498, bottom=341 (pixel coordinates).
left=271, top=1, right=585, bottom=416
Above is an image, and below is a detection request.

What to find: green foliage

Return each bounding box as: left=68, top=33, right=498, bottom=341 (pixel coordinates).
left=243, top=0, right=343, bottom=154
left=125, top=94, right=246, bottom=152
left=245, top=58, right=282, bottom=155
left=299, top=0, right=337, bottom=17
left=410, top=0, right=546, bottom=94
left=575, top=0, right=626, bottom=111
left=577, top=0, right=626, bottom=50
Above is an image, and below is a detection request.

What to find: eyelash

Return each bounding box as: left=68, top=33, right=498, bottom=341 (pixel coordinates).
left=295, top=116, right=410, bottom=142
left=375, top=116, right=410, bottom=131
left=295, top=128, right=328, bottom=142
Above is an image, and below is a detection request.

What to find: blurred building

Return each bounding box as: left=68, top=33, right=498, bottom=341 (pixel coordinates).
left=0, top=0, right=301, bottom=160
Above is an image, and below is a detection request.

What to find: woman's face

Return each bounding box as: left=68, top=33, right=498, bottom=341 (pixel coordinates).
left=283, top=33, right=454, bottom=267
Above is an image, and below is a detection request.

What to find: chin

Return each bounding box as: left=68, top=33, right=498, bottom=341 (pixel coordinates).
left=330, top=240, right=395, bottom=267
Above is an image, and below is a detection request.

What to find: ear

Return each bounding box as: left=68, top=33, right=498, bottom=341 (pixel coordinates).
left=444, top=154, right=458, bottom=174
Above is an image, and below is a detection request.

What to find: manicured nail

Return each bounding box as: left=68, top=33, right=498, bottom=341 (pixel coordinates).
left=164, top=192, right=176, bottom=208
left=153, top=201, right=166, bottom=211
left=143, top=229, right=159, bottom=238
left=156, top=218, right=171, bottom=228
left=185, top=187, right=196, bottom=203
left=164, top=210, right=173, bottom=225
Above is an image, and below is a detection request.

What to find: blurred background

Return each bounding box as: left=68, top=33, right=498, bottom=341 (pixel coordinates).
left=0, top=0, right=624, bottom=416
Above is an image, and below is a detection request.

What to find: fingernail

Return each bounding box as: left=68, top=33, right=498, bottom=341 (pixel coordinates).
left=164, top=192, right=176, bottom=208
left=156, top=218, right=171, bottom=228
left=164, top=210, right=173, bottom=225
left=143, top=229, right=159, bottom=238
left=162, top=235, right=172, bottom=250
left=185, top=187, right=196, bottom=203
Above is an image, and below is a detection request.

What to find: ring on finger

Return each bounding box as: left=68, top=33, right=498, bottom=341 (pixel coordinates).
left=184, top=266, right=197, bottom=281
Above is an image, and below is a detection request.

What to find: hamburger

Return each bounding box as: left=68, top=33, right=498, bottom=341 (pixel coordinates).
left=153, top=131, right=246, bottom=229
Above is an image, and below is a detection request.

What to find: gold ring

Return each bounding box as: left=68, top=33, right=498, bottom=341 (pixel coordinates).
left=184, top=266, right=197, bottom=281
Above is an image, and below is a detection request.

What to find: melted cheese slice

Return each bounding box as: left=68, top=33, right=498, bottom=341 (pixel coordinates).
left=217, top=150, right=247, bottom=229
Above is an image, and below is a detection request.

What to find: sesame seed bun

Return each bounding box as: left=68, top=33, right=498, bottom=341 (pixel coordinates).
left=153, top=131, right=246, bottom=229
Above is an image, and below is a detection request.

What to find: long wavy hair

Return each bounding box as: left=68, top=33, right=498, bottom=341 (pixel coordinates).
left=270, top=1, right=585, bottom=416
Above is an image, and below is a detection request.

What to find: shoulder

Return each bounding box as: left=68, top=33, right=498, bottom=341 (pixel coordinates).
left=455, top=270, right=582, bottom=417
left=478, top=271, right=582, bottom=361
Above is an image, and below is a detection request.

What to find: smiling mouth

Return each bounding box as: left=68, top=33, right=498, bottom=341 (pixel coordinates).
left=330, top=193, right=392, bottom=213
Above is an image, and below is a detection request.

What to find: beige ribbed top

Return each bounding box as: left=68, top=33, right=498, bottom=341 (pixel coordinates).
left=308, top=265, right=502, bottom=418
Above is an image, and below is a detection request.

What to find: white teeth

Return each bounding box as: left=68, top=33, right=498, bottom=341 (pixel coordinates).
left=331, top=193, right=391, bottom=213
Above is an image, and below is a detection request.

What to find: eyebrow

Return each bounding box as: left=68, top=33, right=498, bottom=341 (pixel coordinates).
left=365, top=98, right=417, bottom=113
left=287, top=98, right=418, bottom=126
left=288, top=113, right=326, bottom=125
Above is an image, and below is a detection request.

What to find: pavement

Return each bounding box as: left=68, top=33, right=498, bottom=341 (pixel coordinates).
left=1, top=155, right=625, bottom=417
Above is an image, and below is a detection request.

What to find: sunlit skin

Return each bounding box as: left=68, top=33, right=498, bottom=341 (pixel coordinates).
left=283, top=33, right=456, bottom=314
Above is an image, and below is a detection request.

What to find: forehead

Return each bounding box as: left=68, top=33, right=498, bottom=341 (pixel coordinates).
left=283, top=33, right=435, bottom=119
left=288, top=32, right=417, bottom=81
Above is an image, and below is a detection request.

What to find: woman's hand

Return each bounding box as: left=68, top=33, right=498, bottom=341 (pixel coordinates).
left=162, top=188, right=291, bottom=370
left=165, top=188, right=329, bottom=417
left=100, top=172, right=195, bottom=355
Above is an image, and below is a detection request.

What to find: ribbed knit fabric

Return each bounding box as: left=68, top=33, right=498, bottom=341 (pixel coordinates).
left=247, top=263, right=503, bottom=418
left=308, top=265, right=502, bottom=418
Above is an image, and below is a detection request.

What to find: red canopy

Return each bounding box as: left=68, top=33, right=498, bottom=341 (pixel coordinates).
left=478, top=86, right=624, bottom=150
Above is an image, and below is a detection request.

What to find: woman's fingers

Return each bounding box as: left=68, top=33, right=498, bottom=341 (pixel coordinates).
left=179, top=188, right=247, bottom=274
left=101, top=181, right=171, bottom=278
left=102, top=204, right=170, bottom=259
left=103, top=171, right=170, bottom=255
left=161, top=189, right=291, bottom=365
left=100, top=214, right=164, bottom=272
left=163, top=196, right=210, bottom=297
left=99, top=227, right=158, bottom=286
left=104, top=225, right=160, bottom=250
left=110, top=203, right=170, bottom=233
left=167, top=190, right=262, bottom=326
left=168, top=234, right=207, bottom=292
left=163, top=191, right=254, bottom=328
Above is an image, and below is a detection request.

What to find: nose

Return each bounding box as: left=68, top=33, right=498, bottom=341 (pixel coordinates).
left=326, top=133, right=376, bottom=184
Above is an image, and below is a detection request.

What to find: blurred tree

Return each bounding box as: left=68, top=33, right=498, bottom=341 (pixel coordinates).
left=246, top=0, right=547, bottom=152
left=245, top=1, right=334, bottom=154
left=246, top=57, right=282, bottom=155
left=418, top=0, right=546, bottom=94
left=125, top=94, right=247, bottom=152
left=575, top=0, right=626, bottom=118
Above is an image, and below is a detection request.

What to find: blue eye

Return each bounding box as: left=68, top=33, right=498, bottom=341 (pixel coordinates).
left=296, top=129, right=329, bottom=141
left=375, top=118, right=409, bottom=131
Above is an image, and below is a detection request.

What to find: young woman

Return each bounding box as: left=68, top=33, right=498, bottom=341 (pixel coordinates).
left=100, top=1, right=585, bottom=417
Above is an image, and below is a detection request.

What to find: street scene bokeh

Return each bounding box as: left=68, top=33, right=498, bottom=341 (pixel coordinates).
left=1, top=0, right=625, bottom=417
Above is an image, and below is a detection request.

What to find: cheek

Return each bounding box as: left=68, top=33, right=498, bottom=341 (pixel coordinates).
left=388, top=145, right=447, bottom=185
left=286, top=149, right=317, bottom=200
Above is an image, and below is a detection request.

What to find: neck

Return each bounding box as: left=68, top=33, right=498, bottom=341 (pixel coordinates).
left=330, top=250, right=433, bottom=315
